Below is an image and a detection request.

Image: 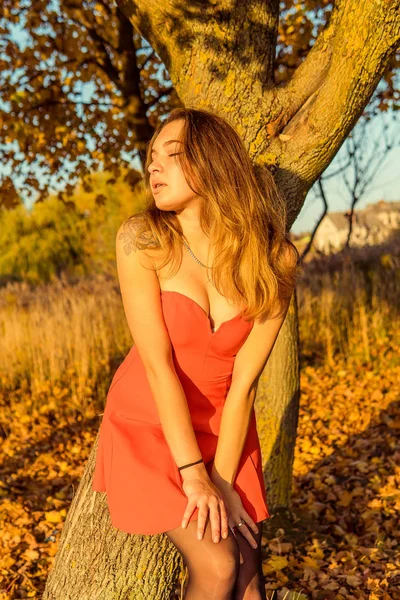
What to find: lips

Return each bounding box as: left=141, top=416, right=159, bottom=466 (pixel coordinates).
left=152, top=181, right=167, bottom=193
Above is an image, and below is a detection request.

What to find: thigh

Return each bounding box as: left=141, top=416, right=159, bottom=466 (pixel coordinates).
left=165, top=518, right=241, bottom=576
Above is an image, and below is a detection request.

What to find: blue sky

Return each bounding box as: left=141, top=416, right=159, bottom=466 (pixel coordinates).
left=3, top=18, right=399, bottom=235
left=292, top=123, right=400, bottom=235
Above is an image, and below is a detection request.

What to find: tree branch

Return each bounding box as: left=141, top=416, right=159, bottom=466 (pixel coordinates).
left=117, top=0, right=280, bottom=85
left=63, top=5, right=121, bottom=86
left=262, top=0, right=400, bottom=224
left=300, top=178, right=329, bottom=262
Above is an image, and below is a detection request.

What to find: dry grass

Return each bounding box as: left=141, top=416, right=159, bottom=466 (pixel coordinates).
left=0, top=246, right=399, bottom=599
left=1, top=249, right=397, bottom=403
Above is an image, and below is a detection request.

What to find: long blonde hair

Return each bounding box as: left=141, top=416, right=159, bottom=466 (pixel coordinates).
left=131, top=107, right=300, bottom=322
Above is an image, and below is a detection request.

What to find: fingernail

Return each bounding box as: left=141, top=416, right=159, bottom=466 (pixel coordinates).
left=197, top=533, right=202, bottom=540
left=222, top=532, right=228, bottom=539
left=213, top=537, right=219, bottom=543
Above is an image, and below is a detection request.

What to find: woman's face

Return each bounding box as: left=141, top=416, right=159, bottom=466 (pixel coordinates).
left=148, top=119, right=200, bottom=211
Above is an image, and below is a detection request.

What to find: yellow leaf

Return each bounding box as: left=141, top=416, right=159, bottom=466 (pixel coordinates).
left=0, top=555, right=16, bottom=568
left=23, top=548, right=39, bottom=561
left=262, top=555, right=289, bottom=575
left=310, top=547, right=324, bottom=560
left=45, top=510, right=63, bottom=524
left=300, top=556, right=319, bottom=569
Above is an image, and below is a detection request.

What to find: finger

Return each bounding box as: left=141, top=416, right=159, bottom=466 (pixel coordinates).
left=247, top=516, right=259, bottom=535
left=209, top=499, right=221, bottom=543
left=240, top=513, right=259, bottom=536
left=219, top=500, right=229, bottom=539
left=197, top=502, right=209, bottom=540
left=181, top=500, right=196, bottom=529
left=238, top=522, right=258, bottom=549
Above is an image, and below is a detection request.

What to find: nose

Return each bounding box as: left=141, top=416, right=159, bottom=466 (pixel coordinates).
left=149, top=164, right=161, bottom=177
left=148, top=156, right=163, bottom=174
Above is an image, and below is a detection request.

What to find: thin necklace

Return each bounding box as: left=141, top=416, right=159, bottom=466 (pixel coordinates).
left=181, top=238, right=218, bottom=331
left=182, top=238, right=211, bottom=269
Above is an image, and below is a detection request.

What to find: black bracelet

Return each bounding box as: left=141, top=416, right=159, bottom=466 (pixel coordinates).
left=178, top=458, right=204, bottom=471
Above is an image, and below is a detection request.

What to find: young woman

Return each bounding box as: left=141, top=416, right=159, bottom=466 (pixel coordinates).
left=92, top=107, right=300, bottom=599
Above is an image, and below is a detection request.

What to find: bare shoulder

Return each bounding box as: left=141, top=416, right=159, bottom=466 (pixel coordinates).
left=116, top=214, right=161, bottom=270
left=114, top=214, right=173, bottom=373
left=117, top=214, right=160, bottom=254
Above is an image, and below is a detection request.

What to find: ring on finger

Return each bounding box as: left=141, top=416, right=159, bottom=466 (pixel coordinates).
left=231, top=519, right=245, bottom=531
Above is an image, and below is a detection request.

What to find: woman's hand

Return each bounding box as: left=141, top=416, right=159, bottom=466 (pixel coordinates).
left=180, top=475, right=230, bottom=543
left=210, top=473, right=259, bottom=550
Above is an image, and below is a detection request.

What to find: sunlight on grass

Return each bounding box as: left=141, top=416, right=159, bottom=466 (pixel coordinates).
left=0, top=251, right=399, bottom=598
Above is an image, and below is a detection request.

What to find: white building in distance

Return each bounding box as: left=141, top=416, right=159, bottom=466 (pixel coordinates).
left=313, top=200, right=400, bottom=254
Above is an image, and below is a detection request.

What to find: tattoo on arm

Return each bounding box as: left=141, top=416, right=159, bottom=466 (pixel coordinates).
left=118, top=217, right=158, bottom=256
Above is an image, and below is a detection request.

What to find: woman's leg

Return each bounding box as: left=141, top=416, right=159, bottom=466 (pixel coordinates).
left=165, top=519, right=241, bottom=599
left=232, top=525, right=266, bottom=600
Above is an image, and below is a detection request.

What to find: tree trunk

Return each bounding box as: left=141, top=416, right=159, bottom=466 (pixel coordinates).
left=43, top=0, right=400, bottom=595
left=43, top=437, right=184, bottom=599
left=254, top=291, right=301, bottom=528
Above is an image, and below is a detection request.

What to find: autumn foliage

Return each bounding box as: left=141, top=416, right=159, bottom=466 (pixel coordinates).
left=1, top=0, right=398, bottom=206
left=0, top=225, right=399, bottom=598
left=0, top=171, right=144, bottom=285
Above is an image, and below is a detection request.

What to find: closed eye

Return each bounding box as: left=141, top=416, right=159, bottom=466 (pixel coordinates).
left=149, top=152, right=182, bottom=169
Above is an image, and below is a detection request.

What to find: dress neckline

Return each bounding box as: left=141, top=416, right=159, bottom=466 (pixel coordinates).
left=160, top=290, right=244, bottom=336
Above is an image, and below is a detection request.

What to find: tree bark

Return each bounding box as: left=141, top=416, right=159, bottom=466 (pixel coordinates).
left=44, top=0, right=400, bottom=596
left=254, top=291, right=300, bottom=527
left=117, top=0, right=400, bottom=227
left=43, top=434, right=184, bottom=599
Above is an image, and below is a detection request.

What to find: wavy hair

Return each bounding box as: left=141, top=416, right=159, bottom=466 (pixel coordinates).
left=130, top=107, right=301, bottom=323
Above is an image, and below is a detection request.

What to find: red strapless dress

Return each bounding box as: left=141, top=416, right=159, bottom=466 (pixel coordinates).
left=92, top=290, right=270, bottom=534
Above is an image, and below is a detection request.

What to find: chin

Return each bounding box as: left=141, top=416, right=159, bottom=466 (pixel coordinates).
left=155, top=201, right=176, bottom=211
left=155, top=197, right=182, bottom=210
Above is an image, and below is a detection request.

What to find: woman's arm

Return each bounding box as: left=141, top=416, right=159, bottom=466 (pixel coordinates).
left=210, top=295, right=292, bottom=487
left=116, top=216, right=208, bottom=482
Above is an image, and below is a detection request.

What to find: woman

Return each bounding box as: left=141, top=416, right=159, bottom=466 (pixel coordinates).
left=92, top=107, right=300, bottom=599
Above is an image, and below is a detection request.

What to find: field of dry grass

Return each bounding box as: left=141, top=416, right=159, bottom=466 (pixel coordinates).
left=0, top=245, right=399, bottom=599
